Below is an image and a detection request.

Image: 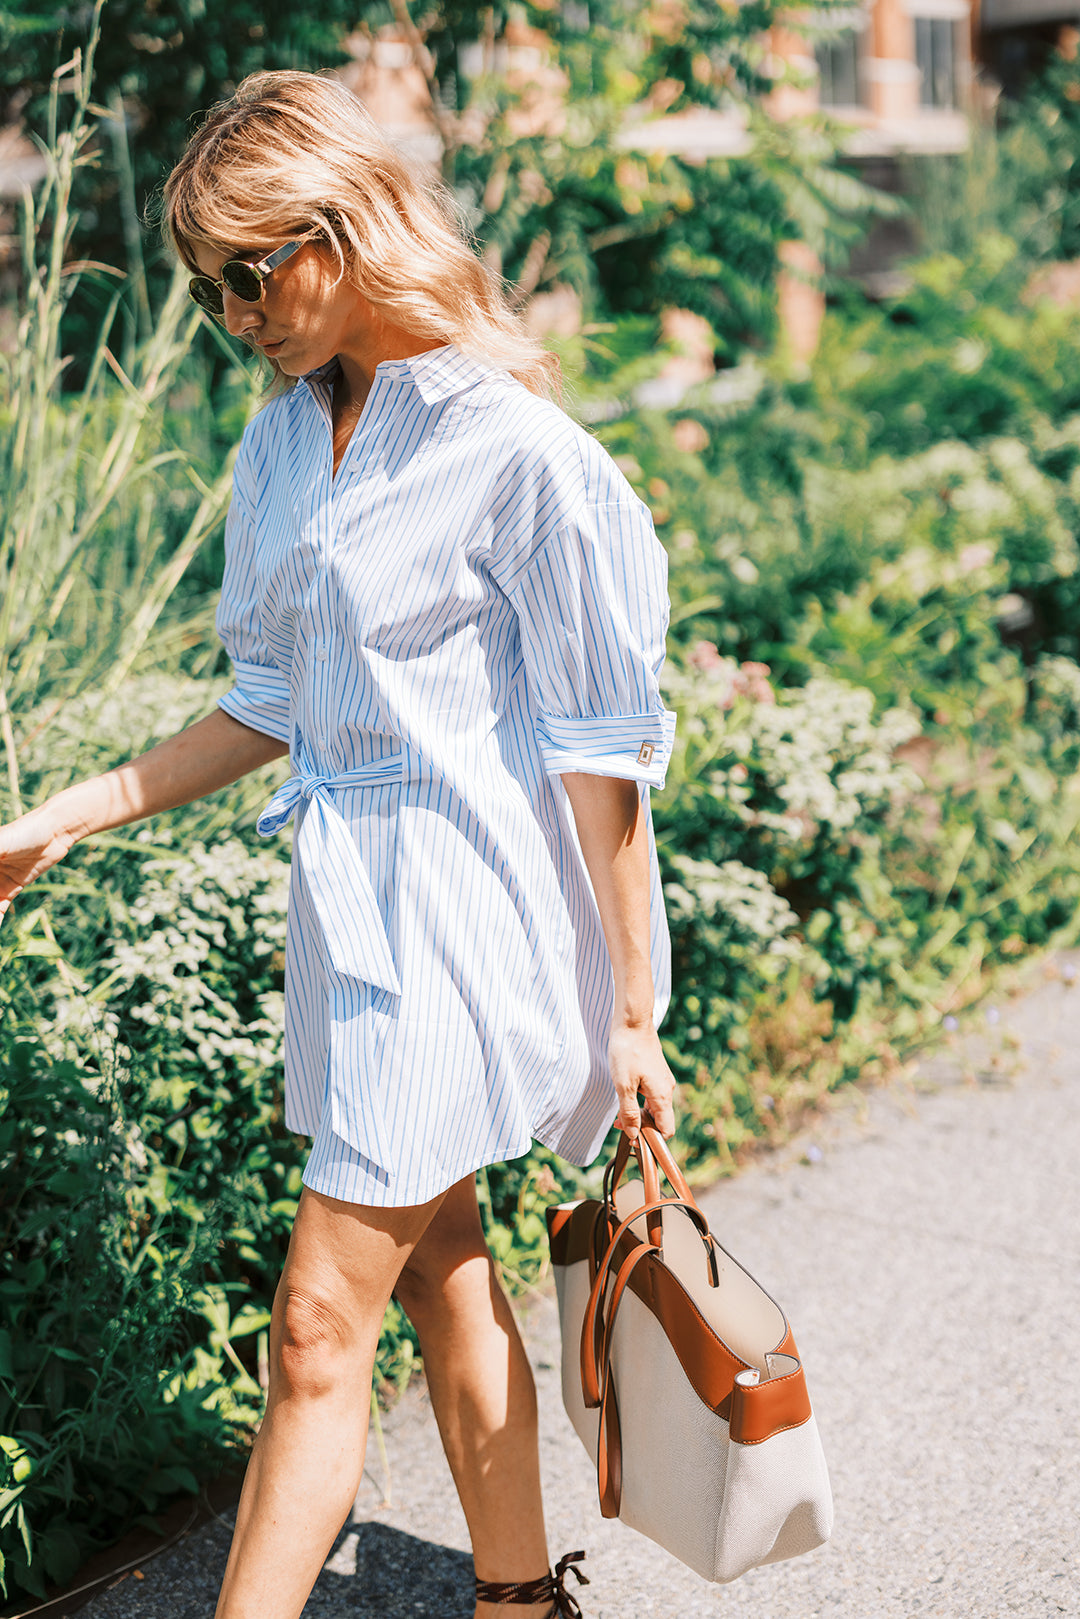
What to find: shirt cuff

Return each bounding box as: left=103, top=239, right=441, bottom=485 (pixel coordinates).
left=535, top=710, right=676, bottom=788
left=218, top=660, right=292, bottom=745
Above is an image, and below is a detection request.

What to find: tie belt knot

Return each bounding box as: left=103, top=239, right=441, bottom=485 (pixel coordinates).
left=297, top=773, right=334, bottom=798
left=256, top=755, right=404, bottom=1002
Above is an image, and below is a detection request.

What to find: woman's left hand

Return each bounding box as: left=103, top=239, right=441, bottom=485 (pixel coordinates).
left=608, top=1018, right=677, bottom=1142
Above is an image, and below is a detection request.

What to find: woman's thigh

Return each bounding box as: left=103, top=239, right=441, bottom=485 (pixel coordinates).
left=394, top=1174, right=491, bottom=1302
left=275, top=1183, right=449, bottom=1358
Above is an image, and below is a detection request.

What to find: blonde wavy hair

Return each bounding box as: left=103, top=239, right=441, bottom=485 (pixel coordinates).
left=162, top=70, right=560, bottom=400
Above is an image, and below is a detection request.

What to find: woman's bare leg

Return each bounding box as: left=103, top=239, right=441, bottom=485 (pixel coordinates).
left=394, top=1177, right=554, bottom=1619
left=214, top=1184, right=445, bottom=1619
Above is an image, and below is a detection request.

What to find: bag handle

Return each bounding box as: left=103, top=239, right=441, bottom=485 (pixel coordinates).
left=580, top=1194, right=716, bottom=1409
left=639, top=1121, right=696, bottom=1203
left=595, top=1221, right=731, bottom=1519
left=602, top=1132, right=661, bottom=1248
left=602, top=1122, right=696, bottom=1251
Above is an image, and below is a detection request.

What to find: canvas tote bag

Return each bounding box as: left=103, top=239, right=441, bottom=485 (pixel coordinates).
left=546, top=1123, right=833, bottom=1584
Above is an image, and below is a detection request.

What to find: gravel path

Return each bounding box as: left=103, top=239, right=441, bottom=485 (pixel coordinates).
left=78, top=956, right=1080, bottom=1619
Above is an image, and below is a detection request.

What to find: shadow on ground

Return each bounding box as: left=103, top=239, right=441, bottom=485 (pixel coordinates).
left=306, top=1521, right=474, bottom=1616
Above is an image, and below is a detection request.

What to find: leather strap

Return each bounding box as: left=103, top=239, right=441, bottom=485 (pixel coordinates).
left=602, top=1122, right=695, bottom=1249
left=476, top=1550, right=589, bottom=1616
left=603, top=1132, right=662, bottom=1246
left=639, top=1121, right=696, bottom=1202
left=595, top=1240, right=658, bottom=1517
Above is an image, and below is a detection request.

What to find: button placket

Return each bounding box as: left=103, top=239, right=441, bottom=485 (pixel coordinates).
left=309, top=481, right=335, bottom=761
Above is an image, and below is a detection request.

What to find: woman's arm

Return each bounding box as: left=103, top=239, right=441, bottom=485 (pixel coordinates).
left=0, top=708, right=289, bottom=922
left=560, top=771, right=676, bottom=1141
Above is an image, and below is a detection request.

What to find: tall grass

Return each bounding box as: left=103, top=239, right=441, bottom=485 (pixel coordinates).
left=0, top=13, right=249, bottom=823
left=0, top=35, right=286, bottom=1601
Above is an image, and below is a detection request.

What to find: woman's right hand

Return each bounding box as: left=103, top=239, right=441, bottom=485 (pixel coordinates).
left=0, top=806, right=77, bottom=926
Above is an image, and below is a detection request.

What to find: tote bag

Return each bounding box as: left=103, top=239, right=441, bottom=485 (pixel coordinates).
left=546, top=1124, right=833, bottom=1584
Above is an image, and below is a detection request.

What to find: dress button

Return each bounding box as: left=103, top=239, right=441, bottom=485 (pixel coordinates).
left=315, top=646, right=329, bottom=661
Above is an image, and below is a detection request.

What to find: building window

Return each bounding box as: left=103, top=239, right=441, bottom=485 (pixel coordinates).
left=816, top=30, right=861, bottom=107
left=915, top=16, right=958, bottom=108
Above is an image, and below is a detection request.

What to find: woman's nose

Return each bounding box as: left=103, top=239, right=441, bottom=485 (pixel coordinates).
left=222, top=288, right=263, bottom=338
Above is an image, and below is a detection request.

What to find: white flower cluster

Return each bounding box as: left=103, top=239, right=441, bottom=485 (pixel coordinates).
left=735, top=679, right=920, bottom=833
left=664, top=652, right=920, bottom=840
left=664, top=854, right=800, bottom=953
left=1036, top=652, right=1080, bottom=718
left=794, top=429, right=1080, bottom=607
left=873, top=540, right=1003, bottom=603
left=20, top=673, right=229, bottom=780
left=44, top=996, right=131, bottom=1073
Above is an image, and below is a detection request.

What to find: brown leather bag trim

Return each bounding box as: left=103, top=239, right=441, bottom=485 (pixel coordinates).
left=546, top=1203, right=579, bottom=1266
left=729, top=1363, right=813, bottom=1444
left=590, top=1241, right=808, bottom=1517
left=547, top=1199, right=616, bottom=1283
left=556, top=1196, right=812, bottom=1443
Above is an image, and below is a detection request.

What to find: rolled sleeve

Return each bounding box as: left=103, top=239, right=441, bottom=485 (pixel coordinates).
left=215, top=437, right=292, bottom=746
left=535, top=709, right=676, bottom=788
left=218, top=661, right=291, bottom=743
left=506, top=497, right=677, bottom=787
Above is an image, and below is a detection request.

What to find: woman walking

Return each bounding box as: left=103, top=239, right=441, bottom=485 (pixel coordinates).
left=0, top=71, right=677, bottom=1619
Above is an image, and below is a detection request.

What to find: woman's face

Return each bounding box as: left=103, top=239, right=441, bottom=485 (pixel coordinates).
left=190, top=236, right=371, bottom=376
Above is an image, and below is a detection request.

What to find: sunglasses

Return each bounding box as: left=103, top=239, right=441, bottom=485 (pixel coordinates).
left=187, top=239, right=304, bottom=317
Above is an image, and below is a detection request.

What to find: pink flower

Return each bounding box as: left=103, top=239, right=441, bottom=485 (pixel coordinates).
left=688, top=639, right=724, bottom=672
left=734, top=661, right=775, bottom=705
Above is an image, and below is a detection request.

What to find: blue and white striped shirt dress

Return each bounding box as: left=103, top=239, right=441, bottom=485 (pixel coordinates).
left=216, top=343, right=677, bottom=1207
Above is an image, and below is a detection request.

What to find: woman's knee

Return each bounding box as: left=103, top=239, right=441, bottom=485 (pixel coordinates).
left=273, top=1281, right=365, bottom=1398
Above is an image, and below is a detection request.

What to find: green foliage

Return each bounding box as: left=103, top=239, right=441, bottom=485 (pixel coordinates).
left=0, top=695, right=425, bottom=1597
left=653, top=657, right=921, bottom=1151
left=11, top=10, right=1080, bottom=1603
left=557, top=229, right=1080, bottom=1181
left=0, top=767, right=287, bottom=1599
left=0, top=32, right=255, bottom=797
left=1011, top=44, right=1080, bottom=260
left=901, top=39, right=1080, bottom=267
left=0, top=1029, right=250, bottom=1600
left=5, top=0, right=877, bottom=368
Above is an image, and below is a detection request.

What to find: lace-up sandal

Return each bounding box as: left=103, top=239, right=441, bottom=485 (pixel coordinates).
left=475, top=1549, right=589, bottom=1617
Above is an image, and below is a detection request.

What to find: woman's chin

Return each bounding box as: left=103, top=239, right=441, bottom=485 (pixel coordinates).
left=275, top=345, right=333, bottom=379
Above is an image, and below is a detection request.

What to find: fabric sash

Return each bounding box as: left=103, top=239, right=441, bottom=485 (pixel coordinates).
left=257, top=757, right=404, bottom=997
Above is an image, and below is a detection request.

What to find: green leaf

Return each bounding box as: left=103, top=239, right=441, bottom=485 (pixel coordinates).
left=16, top=1502, right=31, bottom=1561
left=41, top=1522, right=84, bottom=1584
left=148, top=1465, right=199, bottom=1495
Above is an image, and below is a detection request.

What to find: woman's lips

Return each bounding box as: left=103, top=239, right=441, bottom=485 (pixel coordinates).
left=255, top=337, right=286, bottom=357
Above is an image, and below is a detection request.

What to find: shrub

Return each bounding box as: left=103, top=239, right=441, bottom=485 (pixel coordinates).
left=653, top=654, right=922, bottom=1155
left=0, top=1029, right=252, bottom=1600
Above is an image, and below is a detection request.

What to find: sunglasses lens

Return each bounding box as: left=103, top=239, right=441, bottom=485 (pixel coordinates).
left=189, top=277, right=224, bottom=315
left=221, top=261, right=264, bottom=302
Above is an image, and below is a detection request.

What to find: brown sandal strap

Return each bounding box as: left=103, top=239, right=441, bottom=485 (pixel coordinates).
left=476, top=1550, right=589, bottom=1616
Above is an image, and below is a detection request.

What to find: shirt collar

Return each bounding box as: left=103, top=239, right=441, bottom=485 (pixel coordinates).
left=299, top=344, right=500, bottom=407
left=395, top=344, right=500, bottom=405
